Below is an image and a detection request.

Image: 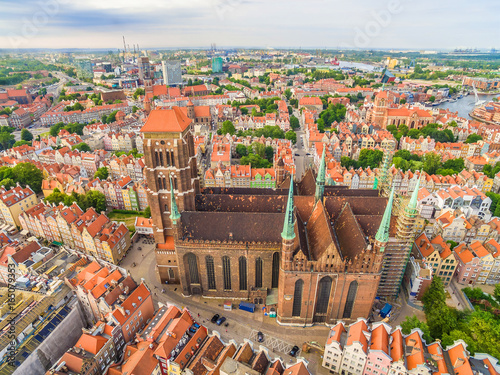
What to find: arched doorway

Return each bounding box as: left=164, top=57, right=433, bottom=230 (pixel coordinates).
left=314, top=276, right=332, bottom=323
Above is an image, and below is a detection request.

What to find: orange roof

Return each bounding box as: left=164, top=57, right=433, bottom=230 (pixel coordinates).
left=390, top=328, right=404, bottom=362
left=427, top=343, right=447, bottom=375
left=346, top=319, right=369, bottom=354
left=283, top=361, right=311, bottom=375
left=154, top=310, right=194, bottom=359
left=447, top=342, right=473, bottom=375
left=326, top=322, right=346, bottom=346
left=157, top=235, right=175, bottom=250
left=469, top=241, right=489, bottom=258
left=369, top=324, right=389, bottom=355
left=140, top=107, right=192, bottom=133
left=454, top=244, right=475, bottom=264
left=75, top=333, right=108, bottom=355
left=405, top=331, right=425, bottom=370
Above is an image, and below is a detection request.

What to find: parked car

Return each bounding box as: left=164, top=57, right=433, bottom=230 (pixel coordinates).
left=257, top=331, right=264, bottom=342
left=211, top=314, right=220, bottom=323
left=216, top=316, right=226, bottom=325
left=289, top=346, right=299, bottom=357
left=294, top=153, right=300, bottom=156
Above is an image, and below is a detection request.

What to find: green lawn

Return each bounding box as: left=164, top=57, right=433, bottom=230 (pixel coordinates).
left=108, top=210, right=141, bottom=232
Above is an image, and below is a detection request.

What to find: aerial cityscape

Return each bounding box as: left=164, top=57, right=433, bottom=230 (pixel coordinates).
left=0, top=2, right=500, bottom=375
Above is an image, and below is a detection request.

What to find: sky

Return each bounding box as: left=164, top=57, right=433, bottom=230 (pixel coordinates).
left=1, top=0, right=499, bottom=51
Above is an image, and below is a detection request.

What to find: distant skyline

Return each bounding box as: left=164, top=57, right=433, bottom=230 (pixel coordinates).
left=1, top=0, right=499, bottom=51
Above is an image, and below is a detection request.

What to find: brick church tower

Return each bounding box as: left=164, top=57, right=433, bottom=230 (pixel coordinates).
left=371, top=91, right=388, bottom=128
left=140, top=108, right=200, bottom=244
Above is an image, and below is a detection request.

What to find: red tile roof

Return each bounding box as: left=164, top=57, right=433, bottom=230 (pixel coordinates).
left=140, top=107, right=192, bottom=133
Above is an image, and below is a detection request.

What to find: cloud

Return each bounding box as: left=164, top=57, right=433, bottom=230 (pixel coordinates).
left=0, top=0, right=498, bottom=49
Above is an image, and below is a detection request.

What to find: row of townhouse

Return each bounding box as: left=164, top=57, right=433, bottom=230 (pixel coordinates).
left=36, top=147, right=109, bottom=178
left=412, top=231, right=500, bottom=288
left=417, top=184, right=492, bottom=220
left=400, top=136, right=490, bottom=158
left=204, top=164, right=278, bottom=189
left=90, top=176, right=148, bottom=211
left=48, top=299, right=313, bottom=375
left=324, top=162, right=497, bottom=197
left=105, top=153, right=145, bottom=181
left=323, top=319, right=500, bottom=375
left=40, top=102, right=131, bottom=126
left=102, top=131, right=137, bottom=152
left=19, top=202, right=131, bottom=264
left=233, top=112, right=291, bottom=131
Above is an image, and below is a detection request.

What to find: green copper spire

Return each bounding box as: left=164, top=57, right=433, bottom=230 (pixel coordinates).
left=375, top=187, right=394, bottom=243
left=315, top=145, right=326, bottom=202
left=281, top=174, right=295, bottom=241
left=169, top=175, right=181, bottom=224
left=408, top=177, right=420, bottom=210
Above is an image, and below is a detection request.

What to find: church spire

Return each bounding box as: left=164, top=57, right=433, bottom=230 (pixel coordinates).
left=281, top=174, right=295, bottom=241
left=408, top=176, right=420, bottom=210
left=169, top=174, right=181, bottom=224
left=315, top=144, right=326, bottom=203
left=375, top=187, right=394, bottom=243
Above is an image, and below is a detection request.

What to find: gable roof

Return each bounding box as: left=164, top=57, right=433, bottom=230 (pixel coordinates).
left=140, top=107, right=192, bottom=133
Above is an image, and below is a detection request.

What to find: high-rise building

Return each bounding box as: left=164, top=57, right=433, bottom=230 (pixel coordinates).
left=162, top=60, right=182, bottom=86
left=138, top=56, right=151, bottom=81
left=212, top=57, right=223, bottom=73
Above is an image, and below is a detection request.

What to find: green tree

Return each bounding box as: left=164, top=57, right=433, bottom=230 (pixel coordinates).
left=0, top=132, right=15, bottom=150
left=422, top=277, right=446, bottom=314
left=143, top=206, right=151, bottom=218
left=494, top=284, right=500, bottom=301
left=21, top=128, right=33, bottom=142
left=240, top=107, right=248, bottom=115
left=13, top=140, right=31, bottom=147
left=0, top=178, right=15, bottom=190
left=290, top=116, right=300, bottom=130
left=250, top=142, right=266, bottom=158
left=427, top=302, right=458, bottom=339
left=235, top=144, right=248, bottom=158
left=220, top=120, right=236, bottom=135
left=94, top=167, right=109, bottom=180
left=466, top=134, right=483, bottom=144
left=341, top=156, right=358, bottom=169
left=285, top=130, right=297, bottom=144
left=284, top=88, right=292, bottom=100
left=394, top=149, right=412, bottom=160
left=408, top=129, right=421, bottom=139
left=400, top=315, right=432, bottom=343
left=72, top=143, right=91, bottom=152
left=400, top=98, right=407, bottom=104
left=358, top=149, right=383, bottom=169
left=423, top=152, right=441, bottom=175
left=133, top=88, right=144, bottom=100
left=265, top=146, right=274, bottom=162
left=429, top=96, right=436, bottom=102
left=12, top=162, right=44, bottom=193
left=86, top=190, right=107, bottom=212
